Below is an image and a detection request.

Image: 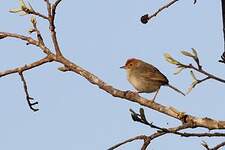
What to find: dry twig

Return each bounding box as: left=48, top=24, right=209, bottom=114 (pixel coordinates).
left=19, top=72, right=39, bottom=111
left=202, top=141, right=225, bottom=150
left=141, top=0, right=179, bottom=24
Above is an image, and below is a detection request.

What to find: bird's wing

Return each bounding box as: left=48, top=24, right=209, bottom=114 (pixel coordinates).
left=138, top=64, right=169, bottom=84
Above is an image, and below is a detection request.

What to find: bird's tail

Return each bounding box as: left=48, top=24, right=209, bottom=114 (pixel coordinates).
left=167, top=84, right=185, bottom=96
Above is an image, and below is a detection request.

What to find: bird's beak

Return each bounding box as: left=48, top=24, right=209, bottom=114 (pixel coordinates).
left=120, top=66, right=126, bottom=69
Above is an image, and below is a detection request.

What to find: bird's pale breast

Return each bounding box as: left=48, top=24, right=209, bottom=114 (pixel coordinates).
left=128, top=72, right=160, bottom=93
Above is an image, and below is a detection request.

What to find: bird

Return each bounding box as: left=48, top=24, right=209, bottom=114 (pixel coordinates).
left=120, top=58, right=185, bottom=100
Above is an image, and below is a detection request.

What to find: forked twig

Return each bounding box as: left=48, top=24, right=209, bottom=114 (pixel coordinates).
left=19, top=72, right=39, bottom=111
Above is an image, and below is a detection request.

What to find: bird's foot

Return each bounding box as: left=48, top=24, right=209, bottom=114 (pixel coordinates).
left=124, top=90, right=139, bottom=97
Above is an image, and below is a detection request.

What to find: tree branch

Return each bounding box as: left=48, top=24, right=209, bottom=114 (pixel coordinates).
left=57, top=57, right=225, bottom=130
left=0, top=32, right=37, bottom=45
left=22, top=5, right=48, bottom=20
left=107, top=135, right=147, bottom=150
left=30, top=17, right=45, bottom=46
left=202, top=141, right=225, bottom=150
left=109, top=108, right=225, bottom=149
left=19, top=72, right=39, bottom=111
left=165, top=50, right=225, bottom=94
left=0, top=56, right=54, bottom=78
left=44, top=0, right=51, bottom=17
left=46, top=0, right=63, bottom=56
left=0, top=32, right=51, bottom=55
left=130, top=108, right=225, bottom=137
left=108, top=123, right=193, bottom=150
left=185, top=64, right=225, bottom=83
left=141, top=0, right=179, bottom=24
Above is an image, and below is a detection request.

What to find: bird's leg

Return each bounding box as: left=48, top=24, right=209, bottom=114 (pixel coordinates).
left=152, top=89, right=160, bottom=101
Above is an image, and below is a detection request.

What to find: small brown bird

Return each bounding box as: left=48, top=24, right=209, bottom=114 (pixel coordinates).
left=120, top=58, right=185, bottom=100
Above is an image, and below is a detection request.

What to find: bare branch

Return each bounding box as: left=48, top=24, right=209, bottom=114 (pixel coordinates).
left=45, top=0, right=63, bottom=56
left=52, top=0, right=62, bottom=20
left=141, top=138, right=151, bottom=150
left=0, top=56, right=54, bottom=78
left=185, top=64, right=225, bottom=83
left=109, top=123, right=196, bottom=150
left=107, top=135, right=147, bottom=150
left=19, top=72, right=39, bottom=111
left=202, top=141, right=225, bottom=150
left=44, top=0, right=52, bottom=17
left=130, top=108, right=225, bottom=138
left=202, top=141, right=211, bottom=150
left=0, top=32, right=38, bottom=45
left=22, top=6, right=48, bottom=20
left=57, top=56, right=225, bottom=130
left=29, top=10, right=48, bottom=20
left=192, top=77, right=211, bottom=88
left=30, top=17, right=45, bottom=46
left=116, top=108, right=225, bottom=149
left=211, top=141, right=225, bottom=150
left=141, top=0, right=179, bottom=24
left=0, top=32, right=51, bottom=55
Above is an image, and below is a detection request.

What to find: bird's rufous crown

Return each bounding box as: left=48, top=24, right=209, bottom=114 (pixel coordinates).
left=125, top=58, right=140, bottom=66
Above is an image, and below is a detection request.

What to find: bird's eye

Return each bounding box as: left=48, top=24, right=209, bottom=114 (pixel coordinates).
left=129, top=63, right=133, bottom=66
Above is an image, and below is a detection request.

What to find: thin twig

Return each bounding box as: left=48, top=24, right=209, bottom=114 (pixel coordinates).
left=52, top=0, right=62, bottom=20
left=141, top=0, right=179, bottom=24
left=130, top=108, right=225, bottom=137
left=0, top=32, right=38, bottom=45
left=19, top=2, right=48, bottom=20
left=148, top=0, right=178, bottom=21
left=30, top=11, right=48, bottom=20
left=19, top=72, right=39, bottom=111
left=30, top=17, right=45, bottom=46
left=202, top=141, right=225, bottom=150
left=141, top=138, right=151, bottom=150
left=107, top=135, right=147, bottom=150
left=192, top=77, right=211, bottom=88
left=0, top=32, right=51, bottom=54
left=23, top=8, right=48, bottom=20
left=0, top=56, right=54, bottom=78
left=109, top=123, right=193, bottom=150
left=211, top=141, right=225, bottom=150
left=46, top=0, right=63, bottom=56
left=185, top=64, right=225, bottom=83
left=44, top=0, right=51, bottom=18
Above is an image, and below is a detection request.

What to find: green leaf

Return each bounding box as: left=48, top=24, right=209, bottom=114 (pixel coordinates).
left=19, top=0, right=26, bottom=8
left=164, top=53, right=181, bottom=65
left=9, top=8, right=22, bottom=13
left=181, top=50, right=194, bottom=57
